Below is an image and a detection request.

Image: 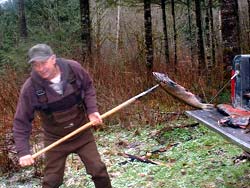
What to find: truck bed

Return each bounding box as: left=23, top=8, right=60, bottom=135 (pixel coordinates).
left=185, top=108, right=250, bottom=153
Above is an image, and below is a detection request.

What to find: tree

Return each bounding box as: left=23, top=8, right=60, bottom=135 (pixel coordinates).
left=161, top=0, right=169, bottom=64
left=116, top=0, right=121, bottom=51
left=0, top=5, right=3, bottom=49
left=247, top=0, right=250, bottom=48
left=221, top=0, right=241, bottom=69
left=17, top=0, right=28, bottom=39
left=208, top=0, right=216, bottom=66
left=171, top=0, right=177, bottom=67
left=79, top=0, right=92, bottom=62
left=144, top=0, right=153, bottom=70
left=195, top=0, right=205, bottom=74
left=187, top=0, right=194, bottom=62
left=204, top=0, right=216, bottom=82
left=92, top=0, right=108, bottom=62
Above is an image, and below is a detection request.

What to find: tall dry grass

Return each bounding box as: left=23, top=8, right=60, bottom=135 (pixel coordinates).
left=0, top=67, right=23, bottom=174
left=80, top=52, right=227, bottom=129
left=0, top=67, right=43, bottom=175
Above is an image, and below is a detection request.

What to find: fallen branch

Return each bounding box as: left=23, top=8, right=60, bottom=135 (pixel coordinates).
left=123, top=153, right=158, bottom=164
left=119, top=153, right=169, bottom=166
left=151, top=143, right=179, bottom=154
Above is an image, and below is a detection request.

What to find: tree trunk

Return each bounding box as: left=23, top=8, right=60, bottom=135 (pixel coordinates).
left=0, top=7, right=3, bottom=49
left=161, top=0, right=170, bottom=64
left=221, top=0, right=241, bottom=68
left=93, top=0, right=103, bottom=63
left=18, top=0, right=28, bottom=39
left=187, top=0, right=194, bottom=63
left=144, top=0, right=153, bottom=71
left=195, top=0, right=206, bottom=74
left=247, top=0, right=250, bottom=47
left=205, top=3, right=211, bottom=75
left=209, top=0, right=216, bottom=66
left=116, top=1, right=121, bottom=51
left=79, top=0, right=92, bottom=63
left=205, top=0, right=216, bottom=82
left=171, top=0, right=177, bottom=67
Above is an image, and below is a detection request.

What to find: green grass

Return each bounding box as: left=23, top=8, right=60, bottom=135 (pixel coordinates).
left=1, top=115, right=250, bottom=188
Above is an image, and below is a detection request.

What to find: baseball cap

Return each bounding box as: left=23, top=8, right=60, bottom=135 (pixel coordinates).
left=28, top=44, right=54, bottom=64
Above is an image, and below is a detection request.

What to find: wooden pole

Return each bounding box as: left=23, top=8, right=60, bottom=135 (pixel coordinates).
left=32, top=84, right=159, bottom=159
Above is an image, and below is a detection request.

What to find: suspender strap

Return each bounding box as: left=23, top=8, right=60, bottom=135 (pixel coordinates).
left=31, top=77, right=51, bottom=115
left=67, top=65, right=84, bottom=107
left=32, top=64, right=84, bottom=113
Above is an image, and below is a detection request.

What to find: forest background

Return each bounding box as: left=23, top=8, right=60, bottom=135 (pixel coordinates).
left=0, top=0, right=250, bottom=187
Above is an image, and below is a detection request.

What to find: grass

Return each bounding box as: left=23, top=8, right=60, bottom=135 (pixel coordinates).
left=1, top=114, right=250, bottom=188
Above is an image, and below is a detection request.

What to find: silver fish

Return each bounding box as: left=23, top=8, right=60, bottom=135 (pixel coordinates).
left=153, top=72, right=214, bottom=109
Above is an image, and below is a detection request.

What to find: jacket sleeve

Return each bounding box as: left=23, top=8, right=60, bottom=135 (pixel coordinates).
left=13, top=81, right=35, bottom=158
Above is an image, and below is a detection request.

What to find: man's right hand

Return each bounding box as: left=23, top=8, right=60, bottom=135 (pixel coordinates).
left=19, top=155, right=35, bottom=167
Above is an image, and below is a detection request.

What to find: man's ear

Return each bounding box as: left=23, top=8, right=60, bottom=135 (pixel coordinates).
left=51, top=55, right=56, bottom=64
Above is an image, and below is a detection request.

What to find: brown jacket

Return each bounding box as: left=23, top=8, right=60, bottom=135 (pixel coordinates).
left=13, top=58, right=98, bottom=158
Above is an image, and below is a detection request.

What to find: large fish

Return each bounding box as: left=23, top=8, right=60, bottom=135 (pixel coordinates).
left=153, top=72, right=214, bottom=109
left=217, top=104, right=250, bottom=131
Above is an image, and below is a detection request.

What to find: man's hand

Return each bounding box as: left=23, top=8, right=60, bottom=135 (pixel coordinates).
left=19, top=155, right=34, bottom=167
left=88, top=112, right=103, bottom=126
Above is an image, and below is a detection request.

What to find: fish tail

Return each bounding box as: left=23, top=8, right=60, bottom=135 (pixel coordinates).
left=202, top=103, right=215, bottom=110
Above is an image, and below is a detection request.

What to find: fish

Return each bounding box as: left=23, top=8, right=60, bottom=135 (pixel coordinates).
left=217, top=104, right=250, bottom=116
left=152, top=72, right=214, bottom=109
left=217, top=104, right=250, bottom=132
left=216, top=104, right=250, bottom=133
left=218, top=115, right=250, bottom=130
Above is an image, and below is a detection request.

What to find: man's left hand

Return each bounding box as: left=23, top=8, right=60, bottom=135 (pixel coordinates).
left=88, top=112, right=103, bottom=126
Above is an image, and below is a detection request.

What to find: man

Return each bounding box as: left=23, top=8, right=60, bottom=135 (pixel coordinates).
left=13, top=44, right=112, bottom=188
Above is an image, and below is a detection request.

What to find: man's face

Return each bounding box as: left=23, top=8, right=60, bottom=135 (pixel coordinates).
left=32, top=55, right=57, bottom=80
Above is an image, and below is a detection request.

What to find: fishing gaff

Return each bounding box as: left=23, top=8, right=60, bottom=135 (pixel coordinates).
left=32, top=84, right=159, bottom=159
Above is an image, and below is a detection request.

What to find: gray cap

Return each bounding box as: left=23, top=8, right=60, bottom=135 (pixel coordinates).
left=28, top=44, right=54, bottom=64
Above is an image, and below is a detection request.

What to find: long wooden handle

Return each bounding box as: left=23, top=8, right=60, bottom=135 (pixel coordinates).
left=32, top=84, right=159, bottom=159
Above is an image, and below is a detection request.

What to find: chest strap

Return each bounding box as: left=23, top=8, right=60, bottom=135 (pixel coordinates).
left=32, top=65, right=83, bottom=114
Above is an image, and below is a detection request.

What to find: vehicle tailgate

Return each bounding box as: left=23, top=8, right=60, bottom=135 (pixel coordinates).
left=185, top=108, right=250, bottom=153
